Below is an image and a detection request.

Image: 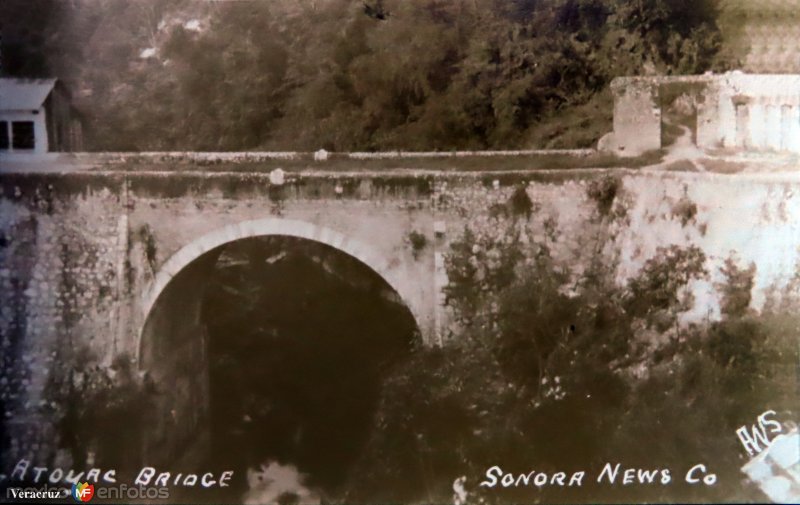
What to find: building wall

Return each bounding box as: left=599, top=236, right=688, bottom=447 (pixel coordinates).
left=0, top=109, right=49, bottom=154
left=44, top=87, right=84, bottom=152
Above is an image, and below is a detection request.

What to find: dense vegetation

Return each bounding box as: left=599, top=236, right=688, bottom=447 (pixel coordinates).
left=343, top=211, right=797, bottom=503
left=1, top=0, right=734, bottom=151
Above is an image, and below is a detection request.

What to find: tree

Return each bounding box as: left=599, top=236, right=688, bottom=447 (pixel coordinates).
left=2, top=0, right=731, bottom=150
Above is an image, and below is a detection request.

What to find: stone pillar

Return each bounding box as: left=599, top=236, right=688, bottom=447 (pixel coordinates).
left=784, top=105, right=800, bottom=153
left=735, top=101, right=751, bottom=149
left=112, top=182, right=130, bottom=359
left=765, top=103, right=783, bottom=151
left=780, top=105, right=792, bottom=152
left=748, top=100, right=766, bottom=150
left=610, top=78, right=662, bottom=156
left=696, top=88, right=720, bottom=149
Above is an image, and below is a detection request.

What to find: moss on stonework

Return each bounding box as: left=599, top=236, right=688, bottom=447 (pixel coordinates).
left=134, top=225, right=158, bottom=273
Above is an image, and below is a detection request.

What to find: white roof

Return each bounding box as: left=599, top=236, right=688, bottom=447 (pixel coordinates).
left=0, top=78, right=57, bottom=111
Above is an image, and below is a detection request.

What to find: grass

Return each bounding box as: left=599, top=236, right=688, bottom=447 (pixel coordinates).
left=699, top=159, right=746, bottom=173
left=88, top=150, right=665, bottom=173
left=664, top=160, right=700, bottom=172
left=524, top=89, right=614, bottom=149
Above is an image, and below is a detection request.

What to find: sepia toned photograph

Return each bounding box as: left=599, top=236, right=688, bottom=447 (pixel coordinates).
left=0, top=1, right=798, bottom=503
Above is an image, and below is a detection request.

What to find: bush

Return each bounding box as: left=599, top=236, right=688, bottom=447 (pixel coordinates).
left=672, top=195, right=698, bottom=226
left=624, top=245, right=707, bottom=327
left=348, top=224, right=638, bottom=502
left=719, top=258, right=756, bottom=318
left=343, top=224, right=793, bottom=503
left=46, top=352, right=149, bottom=474
left=612, top=313, right=798, bottom=503
left=586, top=175, right=621, bottom=216
left=407, top=230, right=428, bottom=259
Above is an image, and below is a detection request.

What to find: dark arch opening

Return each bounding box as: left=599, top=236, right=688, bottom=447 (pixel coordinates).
left=138, top=234, right=420, bottom=502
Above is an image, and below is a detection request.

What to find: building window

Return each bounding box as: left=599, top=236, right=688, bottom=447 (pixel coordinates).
left=0, top=122, right=8, bottom=150
left=12, top=121, right=35, bottom=150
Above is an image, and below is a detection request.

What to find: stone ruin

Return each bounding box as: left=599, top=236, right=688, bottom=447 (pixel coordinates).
left=599, top=73, right=800, bottom=157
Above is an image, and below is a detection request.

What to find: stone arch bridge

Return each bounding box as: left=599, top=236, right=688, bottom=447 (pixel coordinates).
left=2, top=164, right=800, bottom=470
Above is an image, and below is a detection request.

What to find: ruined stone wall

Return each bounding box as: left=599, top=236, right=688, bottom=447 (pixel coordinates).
left=605, top=79, right=662, bottom=156
left=606, top=73, right=800, bottom=155
left=716, top=74, right=800, bottom=151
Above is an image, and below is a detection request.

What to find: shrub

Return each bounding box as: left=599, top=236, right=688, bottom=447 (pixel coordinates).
left=45, top=351, right=149, bottom=474
left=672, top=196, right=698, bottom=226
left=442, top=224, right=525, bottom=326
left=348, top=225, right=649, bottom=503
left=407, top=230, right=428, bottom=259
left=508, top=184, right=534, bottom=220
left=6, top=0, right=727, bottom=151
left=719, top=258, right=756, bottom=318
left=612, top=313, right=798, bottom=503
left=586, top=175, right=621, bottom=216
left=343, top=222, right=794, bottom=503
left=624, top=245, right=707, bottom=327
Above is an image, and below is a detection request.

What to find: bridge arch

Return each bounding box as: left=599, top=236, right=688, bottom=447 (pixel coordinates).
left=139, top=217, right=422, bottom=358
left=135, top=217, right=422, bottom=472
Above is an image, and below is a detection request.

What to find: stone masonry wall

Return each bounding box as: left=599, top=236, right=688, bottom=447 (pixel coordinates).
left=0, top=175, right=125, bottom=468
left=2, top=168, right=800, bottom=471
left=437, top=169, right=800, bottom=336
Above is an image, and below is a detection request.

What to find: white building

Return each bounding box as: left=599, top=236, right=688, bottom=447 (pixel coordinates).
left=0, top=78, right=82, bottom=156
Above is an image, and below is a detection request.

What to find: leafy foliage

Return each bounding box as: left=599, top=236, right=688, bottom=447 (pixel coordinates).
left=672, top=194, right=698, bottom=226
left=345, top=221, right=794, bottom=503
left=586, top=174, right=621, bottom=216
left=407, top=230, right=428, bottom=259
left=45, top=351, right=148, bottom=475
left=719, top=257, right=756, bottom=318
left=1, top=0, right=732, bottom=151
left=624, top=244, right=707, bottom=327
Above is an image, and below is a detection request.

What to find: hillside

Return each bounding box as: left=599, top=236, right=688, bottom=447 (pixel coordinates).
left=1, top=0, right=734, bottom=151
